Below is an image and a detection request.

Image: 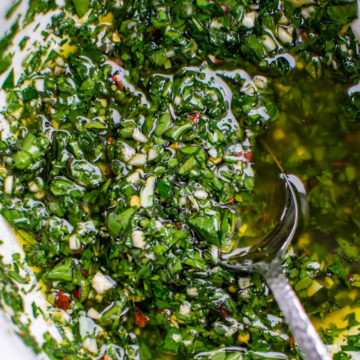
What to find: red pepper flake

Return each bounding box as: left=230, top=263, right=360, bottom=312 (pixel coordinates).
left=228, top=197, right=235, bottom=204
left=107, top=137, right=114, bottom=144
left=158, top=309, right=171, bottom=322
left=299, top=27, right=308, bottom=41
left=108, top=58, right=124, bottom=67
left=81, top=269, right=89, bottom=277
left=233, top=150, right=252, bottom=162
left=149, top=27, right=161, bottom=36
left=158, top=309, right=171, bottom=315
left=187, top=112, right=200, bottom=124
left=243, top=150, right=253, bottom=162
left=308, top=178, right=317, bottom=189
left=74, top=246, right=84, bottom=254
left=346, top=274, right=355, bottom=282
left=220, top=4, right=230, bottom=13
left=102, top=355, right=113, bottom=360
left=106, top=165, right=114, bottom=178
left=72, top=288, right=81, bottom=300
left=110, top=74, right=124, bottom=90
left=331, top=160, right=347, bottom=170
left=289, top=337, right=294, bottom=348
left=259, top=212, right=268, bottom=220
left=305, top=250, right=312, bottom=257
left=135, top=307, right=149, bottom=328
left=175, top=223, right=182, bottom=230
left=215, top=303, right=233, bottom=320
left=55, top=290, right=71, bottom=311
left=35, top=234, right=42, bottom=242
left=214, top=58, right=224, bottom=65
left=346, top=133, right=356, bottom=144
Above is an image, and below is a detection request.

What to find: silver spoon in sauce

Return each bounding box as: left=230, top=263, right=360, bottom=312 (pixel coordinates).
left=221, top=141, right=330, bottom=360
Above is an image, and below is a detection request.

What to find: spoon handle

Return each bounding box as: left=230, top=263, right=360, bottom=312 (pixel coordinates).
left=263, top=267, right=330, bottom=360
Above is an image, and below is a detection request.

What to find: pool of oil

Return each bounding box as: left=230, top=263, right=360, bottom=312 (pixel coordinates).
left=259, top=67, right=360, bottom=317
left=265, top=67, right=359, bottom=250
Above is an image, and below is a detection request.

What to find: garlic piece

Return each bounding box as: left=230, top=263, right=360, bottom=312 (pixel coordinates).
left=132, top=128, right=148, bottom=143
left=132, top=230, right=146, bottom=249
left=277, top=26, right=293, bottom=44
left=129, top=153, right=147, bottom=167
left=194, top=189, right=208, bottom=200
left=140, top=176, right=156, bottom=208
left=4, top=175, right=13, bottom=194
left=242, top=11, right=256, bottom=29
left=91, top=272, right=116, bottom=294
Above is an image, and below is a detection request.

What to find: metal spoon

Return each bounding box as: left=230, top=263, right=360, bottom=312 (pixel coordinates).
left=221, top=145, right=330, bottom=360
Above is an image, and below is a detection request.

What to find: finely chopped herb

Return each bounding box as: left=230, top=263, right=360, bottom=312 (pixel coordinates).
left=0, top=0, right=359, bottom=359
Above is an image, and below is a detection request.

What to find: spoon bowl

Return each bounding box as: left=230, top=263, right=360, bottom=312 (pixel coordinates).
left=222, top=172, right=298, bottom=271
left=220, top=142, right=330, bottom=360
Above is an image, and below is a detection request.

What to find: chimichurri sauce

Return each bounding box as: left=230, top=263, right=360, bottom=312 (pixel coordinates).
left=0, top=0, right=359, bottom=359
